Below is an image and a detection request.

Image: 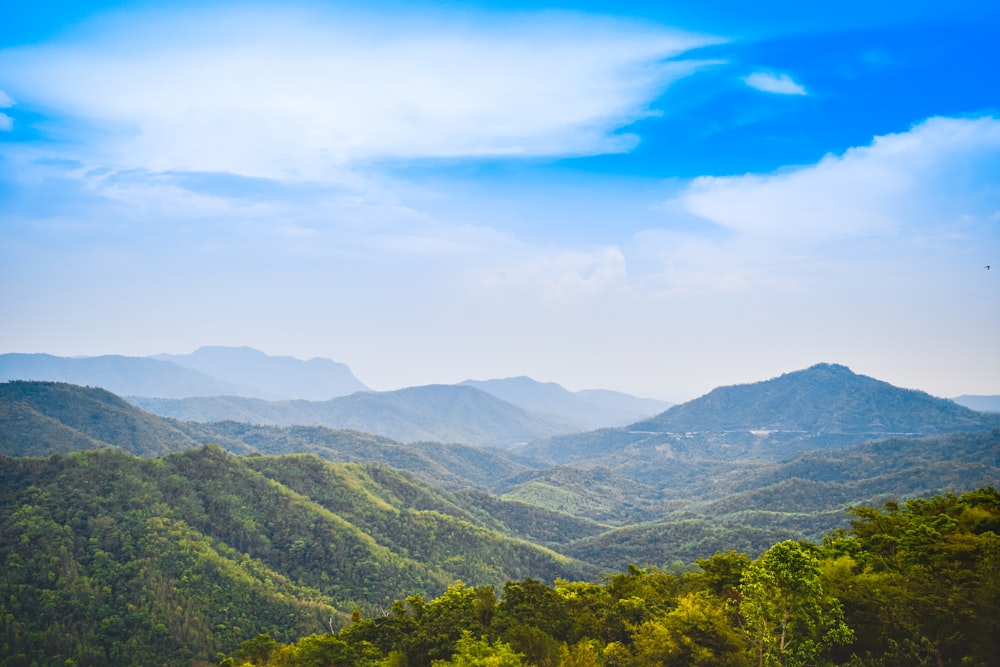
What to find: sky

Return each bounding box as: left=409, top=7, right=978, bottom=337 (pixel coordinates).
left=1, top=1, right=998, bottom=402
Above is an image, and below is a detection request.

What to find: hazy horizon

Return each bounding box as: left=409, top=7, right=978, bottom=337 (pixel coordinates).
left=2, top=1, right=998, bottom=403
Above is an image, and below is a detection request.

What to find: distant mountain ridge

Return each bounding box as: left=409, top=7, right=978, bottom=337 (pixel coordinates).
left=953, top=394, right=1000, bottom=413
left=1, top=349, right=667, bottom=433
left=0, top=353, right=252, bottom=398
left=152, top=346, right=368, bottom=400
left=0, top=381, right=540, bottom=489
left=3, top=376, right=997, bottom=576
left=461, top=376, right=669, bottom=428
left=130, top=384, right=580, bottom=448
left=0, top=347, right=368, bottom=400
left=518, top=363, right=1000, bottom=466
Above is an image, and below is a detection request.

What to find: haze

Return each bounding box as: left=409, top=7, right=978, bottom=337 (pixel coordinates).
left=1, top=0, right=998, bottom=402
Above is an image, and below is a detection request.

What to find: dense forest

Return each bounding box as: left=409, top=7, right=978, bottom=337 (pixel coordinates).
left=3, top=379, right=999, bottom=665
left=0, top=446, right=595, bottom=666
left=218, top=486, right=1000, bottom=667
left=1, top=444, right=997, bottom=665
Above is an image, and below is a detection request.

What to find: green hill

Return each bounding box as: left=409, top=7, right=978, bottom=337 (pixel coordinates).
left=0, top=380, right=202, bottom=456
left=5, top=379, right=997, bottom=581
left=636, top=363, right=997, bottom=435
left=176, top=420, right=531, bottom=489
left=520, top=364, right=1000, bottom=466
left=0, top=381, right=535, bottom=488
left=0, top=446, right=596, bottom=666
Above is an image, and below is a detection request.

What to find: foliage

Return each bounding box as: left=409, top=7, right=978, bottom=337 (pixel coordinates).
left=0, top=447, right=591, bottom=666
left=432, top=631, right=524, bottom=667
left=3, top=382, right=1000, bottom=666
left=0, top=381, right=201, bottom=457
left=739, top=541, right=852, bottom=666
left=216, top=486, right=1000, bottom=667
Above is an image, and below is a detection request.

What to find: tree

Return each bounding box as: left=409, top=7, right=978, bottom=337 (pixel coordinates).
left=832, top=488, right=1000, bottom=665
left=430, top=631, right=524, bottom=667
left=696, top=550, right=751, bottom=602
left=739, top=541, right=852, bottom=667
left=632, top=592, right=748, bottom=667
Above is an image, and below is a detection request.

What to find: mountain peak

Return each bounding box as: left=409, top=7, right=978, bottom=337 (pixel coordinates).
left=520, top=365, right=1000, bottom=466
left=154, top=347, right=368, bottom=400
left=636, top=363, right=993, bottom=436
left=803, top=362, right=854, bottom=374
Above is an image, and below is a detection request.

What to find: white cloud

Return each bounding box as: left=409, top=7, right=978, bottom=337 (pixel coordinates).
left=0, top=90, right=14, bottom=107
left=681, top=116, right=1000, bottom=241
left=742, top=71, right=807, bottom=95
left=0, top=113, right=11, bottom=131
left=0, top=7, right=719, bottom=180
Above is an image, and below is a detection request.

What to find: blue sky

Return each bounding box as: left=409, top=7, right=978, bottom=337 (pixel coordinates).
left=1, top=0, right=998, bottom=401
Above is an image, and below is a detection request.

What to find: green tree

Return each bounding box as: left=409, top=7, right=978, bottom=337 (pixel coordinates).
left=739, top=541, right=852, bottom=667
left=430, top=631, right=524, bottom=667
left=831, top=488, right=1000, bottom=666
left=696, top=550, right=751, bottom=602
left=233, top=633, right=280, bottom=664
left=632, top=592, right=748, bottom=667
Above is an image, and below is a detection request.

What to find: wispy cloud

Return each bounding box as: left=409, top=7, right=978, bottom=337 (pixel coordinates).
left=0, top=7, right=719, bottom=180
left=742, top=71, right=807, bottom=95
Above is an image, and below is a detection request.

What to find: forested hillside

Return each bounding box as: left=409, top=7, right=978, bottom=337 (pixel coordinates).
left=2, top=374, right=999, bottom=665
left=4, top=380, right=998, bottom=567
left=218, top=487, right=1000, bottom=667
left=0, top=447, right=596, bottom=666
left=0, top=381, right=203, bottom=456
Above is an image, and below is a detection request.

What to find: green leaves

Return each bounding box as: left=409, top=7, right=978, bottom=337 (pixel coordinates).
left=739, top=541, right=852, bottom=667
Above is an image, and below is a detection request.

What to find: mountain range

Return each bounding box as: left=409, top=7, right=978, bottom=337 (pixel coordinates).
left=4, top=362, right=997, bottom=527
left=0, top=347, right=368, bottom=400
left=514, top=363, right=1000, bottom=467
left=2, top=359, right=997, bottom=666
left=129, top=385, right=578, bottom=449
left=0, top=352, right=248, bottom=398
left=460, top=377, right=669, bottom=429
left=0, top=348, right=669, bottom=440
left=151, top=346, right=369, bottom=399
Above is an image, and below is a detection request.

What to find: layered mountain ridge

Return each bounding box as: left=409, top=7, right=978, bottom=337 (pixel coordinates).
left=515, top=363, right=1000, bottom=467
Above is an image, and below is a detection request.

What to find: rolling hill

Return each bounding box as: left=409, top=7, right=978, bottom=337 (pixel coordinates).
left=0, top=445, right=597, bottom=665
left=4, top=371, right=997, bottom=570
left=130, top=384, right=580, bottom=448
left=0, top=380, right=203, bottom=457
left=2, top=364, right=998, bottom=666
left=0, top=380, right=542, bottom=489
left=558, top=428, right=1000, bottom=569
